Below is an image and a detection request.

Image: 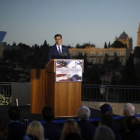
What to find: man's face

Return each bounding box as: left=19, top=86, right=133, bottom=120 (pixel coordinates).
left=55, top=36, right=62, bottom=45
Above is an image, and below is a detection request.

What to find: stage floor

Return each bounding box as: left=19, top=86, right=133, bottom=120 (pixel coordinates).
left=0, top=106, right=101, bottom=122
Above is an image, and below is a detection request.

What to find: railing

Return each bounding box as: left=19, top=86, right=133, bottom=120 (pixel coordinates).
left=82, top=84, right=140, bottom=103
left=1, top=82, right=140, bottom=103
left=0, top=82, right=11, bottom=97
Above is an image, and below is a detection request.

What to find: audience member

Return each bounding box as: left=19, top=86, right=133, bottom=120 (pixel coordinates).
left=100, top=114, right=122, bottom=140
left=117, top=103, right=135, bottom=132
left=23, top=134, right=39, bottom=140
left=122, top=116, right=140, bottom=140
left=100, top=104, right=120, bottom=133
left=77, top=106, right=96, bottom=140
left=0, top=121, right=8, bottom=140
left=7, top=106, right=26, bottom=140
left=64, top=133, right=82, bottom=140
left=26, top=121, right=44, bottom=140
left=42, top=105, right=62, bottom=140
left=60, top=118, right=81, bottom=140
left=93, top=125, right=115, bottom=140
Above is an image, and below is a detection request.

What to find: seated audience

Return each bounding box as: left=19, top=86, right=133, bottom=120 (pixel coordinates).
left=42, top=105, right=62, bottom=140
left=7, top=106, right=26, bottom=140
left=77, top=106, right=96, bottom=140
left=100, top=114, right=122, bottom=140
left=26, top=121, right=44, bottom=140
left=23, top=134, right=39, bottom=140
left=64, top=133, right=82, bottom=140
left=122, top=116, right=140, bottom=140
left=100, top=104, right=120, bottom=133
left=0, top=121, right=8, bottom=140
left=117, top=103, right=135, bottom=132
left=93, top=125, right=115, bottom=140
left=60, top=118, right=81, bottom=140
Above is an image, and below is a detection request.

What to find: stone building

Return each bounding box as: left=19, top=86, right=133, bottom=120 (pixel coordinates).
left=68, top=31, right=133, bottom=65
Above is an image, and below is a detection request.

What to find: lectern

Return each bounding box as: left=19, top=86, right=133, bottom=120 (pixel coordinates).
left=31, top=59, right=84, bottom=117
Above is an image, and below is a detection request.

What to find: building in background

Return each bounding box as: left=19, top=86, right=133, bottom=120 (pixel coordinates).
left=69, top=31, right=133, bottom=65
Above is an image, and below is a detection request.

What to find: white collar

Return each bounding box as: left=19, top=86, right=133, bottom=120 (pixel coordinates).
left=56, top=45, right=62, bottom=52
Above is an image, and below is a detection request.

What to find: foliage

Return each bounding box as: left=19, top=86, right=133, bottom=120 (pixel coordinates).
left=111, top=41, right=127, bottom=48
left=104, top=42, right=107, bottom=48
left=122, top=54, right=139, bottom=85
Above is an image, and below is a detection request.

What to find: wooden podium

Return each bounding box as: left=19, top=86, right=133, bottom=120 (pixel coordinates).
left=31, top=59, right=84, bottom=117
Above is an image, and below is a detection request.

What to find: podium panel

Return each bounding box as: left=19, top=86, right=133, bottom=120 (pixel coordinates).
left=30, top=69, right=46, bottom=114
left=30, top=59, right=83, bottom=116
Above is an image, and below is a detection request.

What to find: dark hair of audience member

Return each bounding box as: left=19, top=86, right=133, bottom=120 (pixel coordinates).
left=8, top=106, right=20, bottom=120
left=100, top=114, right=114, bottom=128
left=60, top=118, right=81, bottom=140
left=42, top=106, right=54, bottom=122
left=64, top=133, right=82, bottom=140
left=0, top=121, right=8, bottom=139
left=126, top=116, right=140, bottom=132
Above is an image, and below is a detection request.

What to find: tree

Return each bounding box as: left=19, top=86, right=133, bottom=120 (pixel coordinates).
left=111, top=41, right=127, bottom=48
left=76, top=43, right=81, bottom=48
left=103, top=53, right=109, bottom=65
left=108, top=42, right=111, bottom=48
left=104, top=42, right=107, bottom=48
left=122, top=54, right=139, bottom=85
left=112, top=52, right=121, bottom=70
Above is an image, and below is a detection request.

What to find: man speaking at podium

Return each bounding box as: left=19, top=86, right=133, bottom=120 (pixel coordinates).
left=47, top=34, right=70, bottom=63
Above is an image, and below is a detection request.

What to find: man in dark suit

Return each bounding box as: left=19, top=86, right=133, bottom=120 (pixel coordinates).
left=47, top=34, right=70, bottom=63
left=77, top=106, right=96, bottom=140
left=42, top=105, right=62, bottom=140
left=7, top=106, right=26, bottom=140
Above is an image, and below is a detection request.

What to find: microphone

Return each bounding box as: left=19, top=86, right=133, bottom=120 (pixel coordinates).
left=60, top=53, right=64, bottom=59
left=64, top=52, right=68, bottom=59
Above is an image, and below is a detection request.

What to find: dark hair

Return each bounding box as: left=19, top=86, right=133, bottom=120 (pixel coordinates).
left=42, top=106, right=54, bottom=122
left=8, top=106, right=20, bottom=120
left=64, top=133, right=82, bottom=140
left=126, top=116, right=140, bottom=132
left=54, top=34, right=62, bottom=39
left=100, top=114, right=114, bottom=128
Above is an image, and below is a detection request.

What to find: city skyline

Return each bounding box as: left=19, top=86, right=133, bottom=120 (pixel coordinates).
left=0, top=0, right=140, bottom=48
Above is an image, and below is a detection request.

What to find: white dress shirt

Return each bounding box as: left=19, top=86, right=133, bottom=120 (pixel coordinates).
left=56, top=45, right=62, bottom=53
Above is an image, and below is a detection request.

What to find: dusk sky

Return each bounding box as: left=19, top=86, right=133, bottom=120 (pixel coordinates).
left=0, top=0, right=140, bottom=48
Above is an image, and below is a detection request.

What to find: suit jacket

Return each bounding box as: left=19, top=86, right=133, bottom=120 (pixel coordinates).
left=7, top=122, right=26, bottom=140
left=77, top=120, right=96, bottom=140
left=122, top=129, right=140, bottom=140
left=47, top=45, right=70, bottom=63
left=43, top=122, right=62, bottom=140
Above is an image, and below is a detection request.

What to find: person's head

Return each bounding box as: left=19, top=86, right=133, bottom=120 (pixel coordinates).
left=0, top=121, right=8, bottom=139
left=26, top=121, right=44, bottom=140
left=64, top=133, right=82, bottom=140
left=61, top=119, right=81, bottom=140
left=78, top=106, right=90, bottom=120
left=126, top=116, right=140, bottom=132
left=100, top=104, right=113, bottom=115
left=93, top=125, right=115, bottom=140
left=123, top=103, right=135, bottom=116
left=54, top=34, right=62, bottom=45
left=99, top=114, right=114, bottom=128
left=42, top=105, right=54, bottom=122
left=8, top=106, right=21, bottom=121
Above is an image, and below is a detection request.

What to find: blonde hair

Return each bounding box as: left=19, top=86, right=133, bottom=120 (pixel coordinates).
left=26, top=121, right=44, bottom=140
left=60, top=118, right=81, bottom=140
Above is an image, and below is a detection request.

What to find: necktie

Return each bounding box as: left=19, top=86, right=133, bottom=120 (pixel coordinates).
left=58, top=46, right=61, bottom=55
